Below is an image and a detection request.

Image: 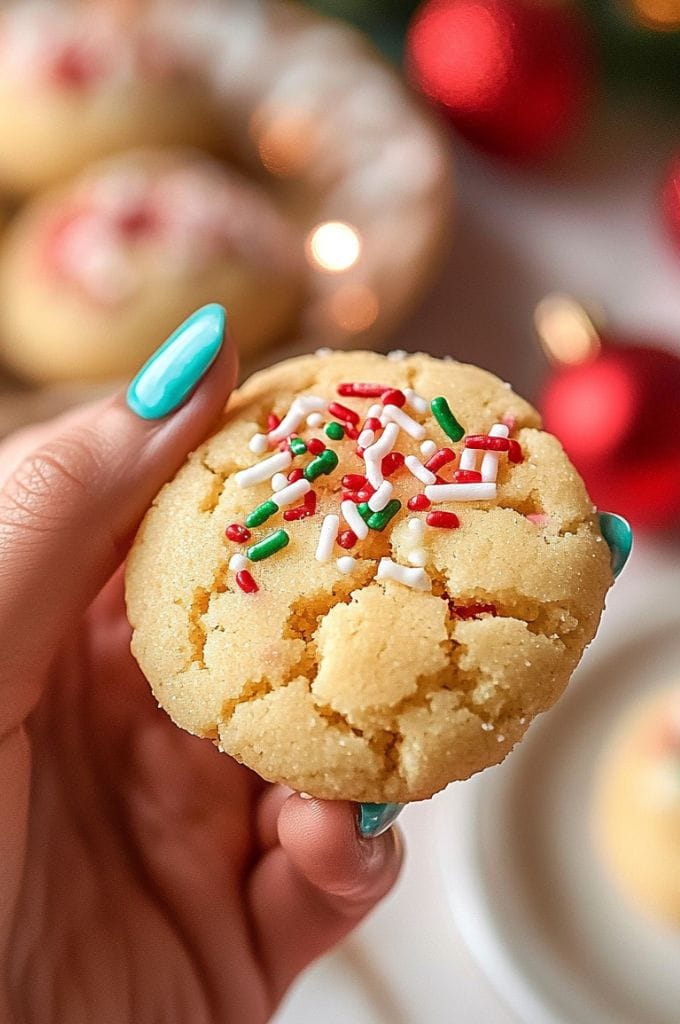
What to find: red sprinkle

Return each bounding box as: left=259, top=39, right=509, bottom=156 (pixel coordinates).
left=337, top=529, right=358, bottom=549
left=453, top=469, right=482, bottom=483
left=226, top=523, right=251, bottom=543
left=355, top=447, right=365, bottom=459
left=362, top=417, right=382, bottom=433
left=382, top=451, right=405, bottom=476
left=342, top=474, right=368, bottom=490
left=464, top=435, right=511, bottom=452
left=450, top=602, right=497, bottom=620
left=381, top=388, right=406, bottom=407
left=342, top=490, right=362, bottom=503
left=236, top=570, right=258, bottom=594
left=328, top=401, right=360, bottom=425
left=338, top=382, right=389, bottom=398
left=283, top=490, right=317, bottom=521
left=344, top=423, right=359, bottom=440
left=425, top=447, right=456, bottom=473
left=507, top=439, right=524, bottom=463
left=426, top=511, right=460, bottom=530
left=307, top=437, right=326, bottom=455
left=356, top=486, right=376, bottom=502
left=288, top=468, right=304, bottom=483
left=408, top=493, right=431, bottom=511
left=267, top=412, right=281, bottom=431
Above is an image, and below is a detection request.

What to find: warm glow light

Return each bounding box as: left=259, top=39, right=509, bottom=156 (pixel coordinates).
left=250, top=107, right=315, bottom=178
left=534, top=294, right=601, bottom=367
left=307, top=221, right=361, bottom=273
left=631, top=0, right=680, bottom=29
left=328, top=284, right=379, bottom=333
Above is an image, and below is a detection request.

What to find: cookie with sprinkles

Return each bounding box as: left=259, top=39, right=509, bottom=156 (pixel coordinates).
left=126, top=350, right=614, bottom=803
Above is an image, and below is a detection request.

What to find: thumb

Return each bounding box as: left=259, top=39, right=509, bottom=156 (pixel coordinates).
left=0, top=303, right=236, bottom=728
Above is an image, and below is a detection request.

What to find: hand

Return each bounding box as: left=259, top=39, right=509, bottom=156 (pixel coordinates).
left=0, top=307, right=402, bottom=1024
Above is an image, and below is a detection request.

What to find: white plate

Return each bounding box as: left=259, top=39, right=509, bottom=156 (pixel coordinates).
left=437, top=607, right=680, bottom=1024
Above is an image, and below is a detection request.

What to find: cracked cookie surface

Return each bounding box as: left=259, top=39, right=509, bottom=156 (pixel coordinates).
left=125, top=350, right=613, bottom=802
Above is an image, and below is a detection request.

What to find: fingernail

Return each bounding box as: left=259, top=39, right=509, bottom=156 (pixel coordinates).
left=598, top=511, right=633, bottom=579
left=358, top=802, right=404, bottom=838
left=126, top=303, right=225, bottom=420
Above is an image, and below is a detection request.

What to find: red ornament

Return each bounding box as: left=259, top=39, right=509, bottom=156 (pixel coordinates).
left=406, top=0, right=593, bottom=163
left=536, top=296, right=680, bottom=531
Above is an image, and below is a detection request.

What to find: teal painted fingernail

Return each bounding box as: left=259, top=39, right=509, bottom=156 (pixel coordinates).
left=126, top=304, right=225, bottom=420
left=358, top=803, right=404, bottom=838
left=599, top=511, right=633, bottom=579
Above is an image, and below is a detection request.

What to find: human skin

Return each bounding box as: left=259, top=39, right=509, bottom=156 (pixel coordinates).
left=0, top=325, right=401, bottom=1024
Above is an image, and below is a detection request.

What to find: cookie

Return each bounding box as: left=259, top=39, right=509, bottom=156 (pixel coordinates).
left=593, top=686, right=680, bottom=925
left=0, top=150, right=304, bottom=382
left=126, top=350, right=613, bottom=802
left=0, top=2, right=219, bottom=194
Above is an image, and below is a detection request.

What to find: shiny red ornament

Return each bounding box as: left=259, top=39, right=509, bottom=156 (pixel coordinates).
left=406, top=0, right=593, bottom=163
left=540, top=339, right=680, bottom=531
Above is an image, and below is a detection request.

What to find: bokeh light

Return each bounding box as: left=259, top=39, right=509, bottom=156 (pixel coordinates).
left=631, top=0, right=680, bottom=29
left=534, top=294, right=601, bottom=367
left=306, top=221, right=361, bottom=273
left=328, top=283, right=379, bottom=332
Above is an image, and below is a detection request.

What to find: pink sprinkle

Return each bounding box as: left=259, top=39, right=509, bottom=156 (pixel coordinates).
left=501, top=413, right=517, bottom=431
left=267, top=412, right=281, bottom=431
left=525, top=513, right=549, bottom=526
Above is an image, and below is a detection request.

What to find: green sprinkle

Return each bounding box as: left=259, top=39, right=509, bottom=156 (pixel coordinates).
left=245, top=499, right=278, bottom=528
left=247, top=529, right=289, bottom=562
left=367, top=499, right=401, bottom=532
left=357, top=502, right=372, bottom=522
left=431, top=396, right=464, bottom=442
left=325, top=421, right=345, bottom=440
left=304, top=448, right=339, bottom=481
left=289, top=437, right=307, bottom=456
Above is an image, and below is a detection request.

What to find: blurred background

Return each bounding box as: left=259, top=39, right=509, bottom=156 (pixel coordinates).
left=1, top=1, right=679, bottom=1021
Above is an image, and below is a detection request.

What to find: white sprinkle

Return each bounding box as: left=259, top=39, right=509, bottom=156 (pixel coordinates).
left=229, top=553, right=248, bottom=572
left=271, top=479, right=311, bottom=509
left=367, top=403, right=383, bottom=419
left=519, top=717, right=526, bottom=725
left=387, top=349, right=407, bottom=361
left=235, top=450, right=292, bottom=487
left=497, top=734, right=506, bottom=743
left=425, top=482, right=497, bottom=502
left=381, top=404, right=426, bottom=439
left=405, top=454, right=437, bottom=486
left=364, top=422, right=399, bottom=488
left=404, top=388, right=428, bottom=414
left=341, top=500, right=369, bottom=540
left=315, top=514, right=339, bottom=562
left=358, top=428, right=375, bottom=448
left=315, top=347, right=332, bottom=357
left=336, top=556, right=357, bottom=574
left=306, top=412, right=324, bottom=428
left=376, top=557, right=431, bottom=591
left=268, top=396, right=327, bottom=442
left=481, top=722, right=494, bottom=732
left=248, top=432, right=268, bottom=454
left=408, top=548, right=427, bottom=567
left=271, top=472, right=288, bottom=491
left=458, top=448, right=477, bottom=471
left=299, top=791, right=313, bottom=799
left=368, top=480, right=393, bottom=512
left=480, top=423, right=510, bottom=483
left=420, top=439, right=437, bottom=458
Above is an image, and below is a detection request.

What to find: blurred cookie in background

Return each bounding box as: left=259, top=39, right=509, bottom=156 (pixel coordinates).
left=593, top=684, right=680, bottom=927
left=0, top=148, right=305, bottom=382
left=0, top=0, right=220, bottom=195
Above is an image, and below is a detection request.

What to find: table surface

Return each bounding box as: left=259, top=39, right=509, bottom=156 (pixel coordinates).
left=273, top=99, right=680, bottom=1024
